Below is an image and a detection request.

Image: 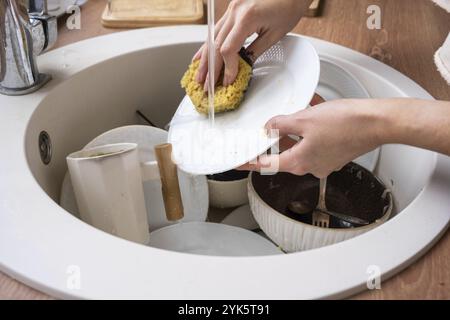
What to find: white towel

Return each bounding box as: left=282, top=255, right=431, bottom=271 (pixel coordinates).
left=432, top=0, right=450, bottom=84
left=432, top=0, right=450, bottom=12
left=435, top=34, right=450, bottom=84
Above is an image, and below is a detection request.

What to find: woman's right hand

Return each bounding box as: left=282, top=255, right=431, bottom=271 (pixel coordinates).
left=194, top=0, right=311, bottom=88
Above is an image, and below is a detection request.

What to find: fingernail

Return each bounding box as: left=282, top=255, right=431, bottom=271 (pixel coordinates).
left=265, top=121, right=274, bottom=130
left=194, top=50, right=202, bottom=60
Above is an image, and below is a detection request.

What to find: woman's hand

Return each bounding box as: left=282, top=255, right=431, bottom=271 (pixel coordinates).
left=240, top=98, right=450, bottom=178
left=194, top=0, right=311, bottom=88
left=240, top=99, right=385, bottom=178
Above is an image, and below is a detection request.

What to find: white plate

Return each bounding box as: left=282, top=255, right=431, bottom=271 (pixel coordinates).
left=148, top=222, right=283, bottom=256
left=47, top=0, right=81, bottom=18
left=221, top=204, right=259, bottom=231
left=168, top=36, right=320, bottom=175
left=60, top=125, right=209, bottom=231
left=316, top=58, right=380, bottom=172
left=219, top=204, right=286, bottom=250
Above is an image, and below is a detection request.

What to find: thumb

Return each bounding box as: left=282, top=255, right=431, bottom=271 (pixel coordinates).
left=265, top=114, right=303, bottom=138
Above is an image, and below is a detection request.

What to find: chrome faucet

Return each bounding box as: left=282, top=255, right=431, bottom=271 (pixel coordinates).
left=0, top=0, right=57, bottom=95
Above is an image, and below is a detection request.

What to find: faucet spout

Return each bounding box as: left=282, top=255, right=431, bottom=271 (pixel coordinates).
left=0, top=0, right=57, bottom=96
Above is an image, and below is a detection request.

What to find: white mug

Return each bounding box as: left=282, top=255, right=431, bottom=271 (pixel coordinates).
left=67, top=143, right=160, bottom=244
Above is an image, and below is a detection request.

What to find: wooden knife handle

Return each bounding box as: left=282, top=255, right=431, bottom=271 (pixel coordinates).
left=154, top=143, right=184, bottom=221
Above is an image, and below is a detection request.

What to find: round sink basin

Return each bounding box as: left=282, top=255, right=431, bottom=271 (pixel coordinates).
left=0, top=26, right=449, bottom=299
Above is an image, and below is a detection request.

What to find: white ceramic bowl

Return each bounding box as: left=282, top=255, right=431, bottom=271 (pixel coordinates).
left=248, top=169, right=393, bottom=252
left=207, top=172, right=249, bottom=209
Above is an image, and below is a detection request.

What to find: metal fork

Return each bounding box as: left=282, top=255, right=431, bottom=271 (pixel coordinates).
left=312, top=177, right=330, bottom=228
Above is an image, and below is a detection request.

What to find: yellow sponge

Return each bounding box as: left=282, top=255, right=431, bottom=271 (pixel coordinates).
left=180, top=58, right=252, bottom=114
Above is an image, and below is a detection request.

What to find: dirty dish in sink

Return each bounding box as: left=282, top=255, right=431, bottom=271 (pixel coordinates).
left=220, top=204, right=259, bottom=231
left=148, top=222, right=282, bottom=256
left=60, top=125, right=208, bottom=231
left=207, top=170, right=250, bottom=209
left=66, top=143, right=150, bottom=244
left=248, top=162, right=393, bottom=252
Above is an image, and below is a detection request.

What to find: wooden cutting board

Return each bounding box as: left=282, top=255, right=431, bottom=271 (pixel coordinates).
left=306, top=0, right=323, bottom=17
left=102, top=0, right=204, bottom=28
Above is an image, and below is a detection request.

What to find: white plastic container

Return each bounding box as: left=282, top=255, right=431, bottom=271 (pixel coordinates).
left=67, top=143, right=150, bottom=244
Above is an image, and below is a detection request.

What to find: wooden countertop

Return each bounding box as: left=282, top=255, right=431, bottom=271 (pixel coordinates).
left=1, top=0, right=449, bottom=300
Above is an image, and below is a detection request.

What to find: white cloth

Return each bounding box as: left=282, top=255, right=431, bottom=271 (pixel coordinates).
left=433, top=0, right=450, bottom=84
left=435, top=34, right=450, bottom=84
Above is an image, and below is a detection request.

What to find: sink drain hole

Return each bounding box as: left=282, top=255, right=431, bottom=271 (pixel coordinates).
left=39, top=131, right=52, bottom=165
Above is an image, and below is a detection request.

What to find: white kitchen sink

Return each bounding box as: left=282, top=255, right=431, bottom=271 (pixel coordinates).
left=0, top=26, right=449, bottom=299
